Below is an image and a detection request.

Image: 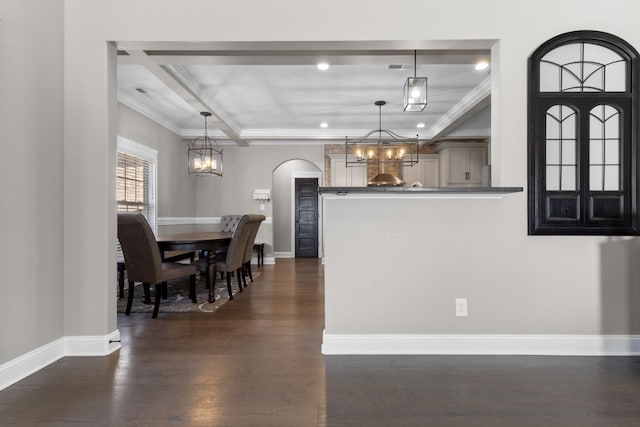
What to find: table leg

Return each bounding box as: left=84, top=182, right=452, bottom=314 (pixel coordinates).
left=207, top=253, right=217, bottom=303
left=143, top=283, right=151, bottom=304
left=189, top=274, right=197, bottom=303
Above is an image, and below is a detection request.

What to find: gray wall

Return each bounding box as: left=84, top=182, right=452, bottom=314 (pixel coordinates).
left=194, top=145, right=324, bottom=257
left=323, top=196, right=602, bottom=335
left=323, top=197, right=640, bottom=337
left=0, top=0, right=65, bottom=363
left=599, top=238, right=640, bottom=334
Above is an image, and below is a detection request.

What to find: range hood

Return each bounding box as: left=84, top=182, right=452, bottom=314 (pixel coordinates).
left=368, top=172, right=405, bottom=187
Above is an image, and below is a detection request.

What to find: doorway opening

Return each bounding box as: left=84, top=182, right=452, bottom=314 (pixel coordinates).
left=272, top=160, right=322, bottom=259
left=294, top=177, right=319, bottom=258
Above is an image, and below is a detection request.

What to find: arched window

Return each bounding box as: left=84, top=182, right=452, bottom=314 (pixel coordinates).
left=528, top=31, right=639, bottom=235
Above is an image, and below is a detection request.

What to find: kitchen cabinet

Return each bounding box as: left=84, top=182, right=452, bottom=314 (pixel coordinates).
left=329, top=154, right=367, bottom=187
left=403, top=154, right=440, bottom=187
left=435, top=142, right=488, bottom=187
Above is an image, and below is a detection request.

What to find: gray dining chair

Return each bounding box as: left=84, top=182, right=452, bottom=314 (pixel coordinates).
left=196, top=214, right=241, bottom=266
left=198, top=214, right=253, bottom=301
left=241, top=215, right=266, bottom=286
left=117, top=213, right=197, bottom=318
left=219, top=214, right=242, bottom=233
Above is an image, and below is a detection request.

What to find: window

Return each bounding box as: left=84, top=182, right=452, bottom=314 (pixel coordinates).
left=116, top=136, right=158, bottom=232
left=528, top=31, right=639, bottom=235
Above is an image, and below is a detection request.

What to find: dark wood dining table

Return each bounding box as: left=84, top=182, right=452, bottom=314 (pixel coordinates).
left=157, top=231, right=232, bottom=254
left=156, top=231, right=232, bottom=302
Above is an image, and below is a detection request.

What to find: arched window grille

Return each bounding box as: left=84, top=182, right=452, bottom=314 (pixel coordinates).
left=528, top=31, right=639, bottom=235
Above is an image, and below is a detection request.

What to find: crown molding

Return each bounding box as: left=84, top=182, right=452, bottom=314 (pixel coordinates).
left=436, top=128, right=491, bottom=139
left=179, top=128, right=432, bottom=143
left=428, top=76, right=491, bottom=140
left=118, top=94, right=183, bottom=136
left=121, top=95, right=489, bottom=145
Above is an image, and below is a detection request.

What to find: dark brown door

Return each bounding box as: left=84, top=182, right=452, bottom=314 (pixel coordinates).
left=295, top=178, right=318, bottom=257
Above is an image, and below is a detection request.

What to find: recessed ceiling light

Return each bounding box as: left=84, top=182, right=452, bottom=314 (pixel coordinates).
left=317, top=62, right=330, bottom=71
left=475, top=61, right=489, bottom=71
left=416, top=123, right=425, bottom=129
left=320, top=122, right=329, bottom=128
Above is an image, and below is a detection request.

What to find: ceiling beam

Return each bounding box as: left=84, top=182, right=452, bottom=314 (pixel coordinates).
left=116, top=39, right=496, bottom=52
left=426, top=76, right=491, bottom=142
left=118, top=52, right=489, bottom=67
left=122, top=49, right=247, bottom=146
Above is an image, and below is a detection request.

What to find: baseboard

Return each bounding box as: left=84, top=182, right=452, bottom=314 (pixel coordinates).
left=274, top=252, right=293, bottom=258
left=0, top=338, right=65, bottom=391
left=321, top=332, right=640, bottom=356
left=261, top=256, right=276, bottom=265
left=65, top=330, right=122, bottom=356
left=0, top=330, right=121, bottom=391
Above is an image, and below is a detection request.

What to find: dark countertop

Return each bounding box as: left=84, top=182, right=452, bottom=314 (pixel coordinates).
left=319, top=186, right=524, bottom=195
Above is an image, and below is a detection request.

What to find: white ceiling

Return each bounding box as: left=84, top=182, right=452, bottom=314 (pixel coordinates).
left=116, top=41, right=492, bottom=145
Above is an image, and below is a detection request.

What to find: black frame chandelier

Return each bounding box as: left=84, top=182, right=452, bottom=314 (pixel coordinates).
left=188, top=111, right=223, bottom=177
left=345, top=101, right=419, bottom=185
left=403, top=50, right=428, bottom=112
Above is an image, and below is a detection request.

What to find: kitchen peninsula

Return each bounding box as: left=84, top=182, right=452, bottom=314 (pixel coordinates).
left=320, top=184, right=525, bottom=355
left=319, top=186, right=523, bottom=195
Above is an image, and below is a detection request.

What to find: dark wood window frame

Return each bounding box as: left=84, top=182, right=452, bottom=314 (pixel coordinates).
left=528, top=30, right=640, bottom=235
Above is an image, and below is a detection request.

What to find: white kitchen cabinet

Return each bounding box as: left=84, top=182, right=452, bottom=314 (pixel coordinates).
left=329, top=154, right=367, bottom=186
left=435, top=142, right=488, bottom=187
left=403, top=154, right=440, bottom=187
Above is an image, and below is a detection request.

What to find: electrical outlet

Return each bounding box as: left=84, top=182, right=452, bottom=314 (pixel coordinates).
left=455, top=298, right=468, bottom=317
left=259, top=203, right=265, bottom=211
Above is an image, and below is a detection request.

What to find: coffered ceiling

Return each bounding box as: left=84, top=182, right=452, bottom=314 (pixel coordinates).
left=116, top=40, right=493, bottom=146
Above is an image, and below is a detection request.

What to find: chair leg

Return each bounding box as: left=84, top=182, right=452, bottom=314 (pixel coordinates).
left=125, top=280, right=135, bottom=315
left=189, top=274, right=197, bottom=303
left=241, top=265, right=247, bottom=288
left=226, top=273, right=234, bottom=300
left=143, top=283, right=151, bottom=304
left=237, top=268, right=244, bottom=291
left=162, top=281, right=168, bottom=299
left=246, top=261, right=253, bottom=282
left=117, top=262, right=126, bottom=299
left=152, top=283, right=162, bottom=318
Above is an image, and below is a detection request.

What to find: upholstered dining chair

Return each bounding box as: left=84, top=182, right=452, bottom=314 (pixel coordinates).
left=241, top=215, right=266, bottom=286
left=198, top=214, right=242, bottom=266
left=117, top=213, right=197, bottom=319
left=219, top=214, right=242, bottom=233
left=198, top=214, right=252, bottom=301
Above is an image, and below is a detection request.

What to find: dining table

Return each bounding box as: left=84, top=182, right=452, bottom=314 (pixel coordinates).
left=156, top=231, right=232, bottom=302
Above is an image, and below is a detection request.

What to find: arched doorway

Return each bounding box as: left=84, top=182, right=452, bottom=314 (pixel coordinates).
left=272, top=159, right=323, bottom=258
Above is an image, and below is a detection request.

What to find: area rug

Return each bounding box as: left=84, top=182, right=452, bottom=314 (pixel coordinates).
left=116, top=271, right=261, bottom=314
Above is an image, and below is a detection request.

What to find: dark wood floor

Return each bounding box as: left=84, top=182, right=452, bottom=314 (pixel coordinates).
left=2, top=258, right=640, bottom=426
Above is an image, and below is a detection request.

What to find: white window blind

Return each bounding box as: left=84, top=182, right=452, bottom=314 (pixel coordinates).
left=116, top=137, right=158, bottom=262
left=116, top=152, right=156, bottom=227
